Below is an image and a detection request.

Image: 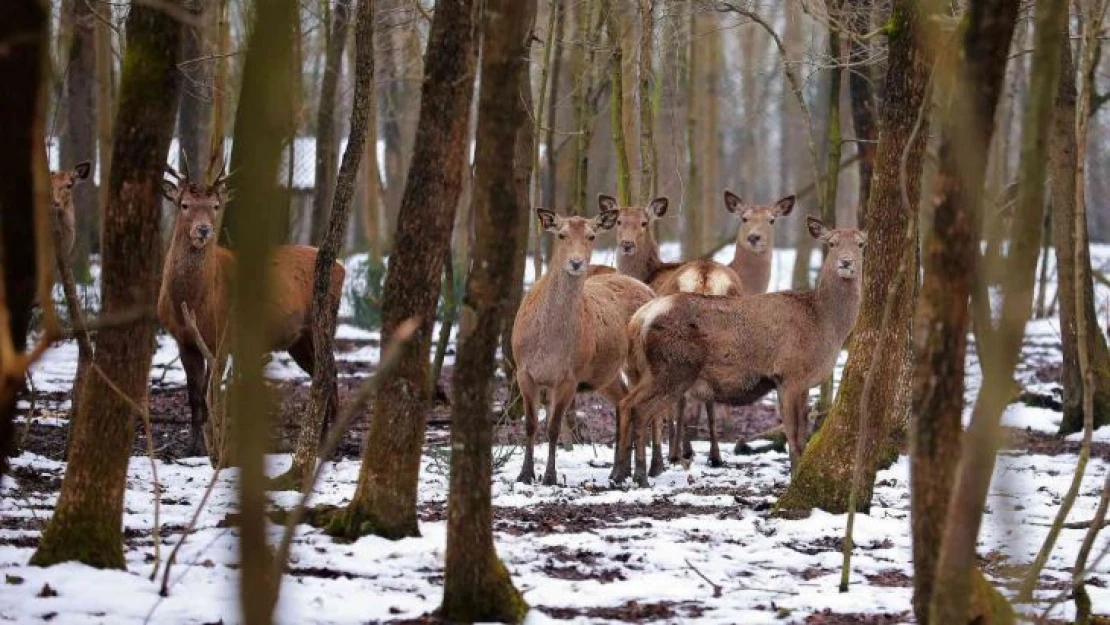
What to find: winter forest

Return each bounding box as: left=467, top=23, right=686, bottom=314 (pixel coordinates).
left=2, top=0, right=1110, bottom=622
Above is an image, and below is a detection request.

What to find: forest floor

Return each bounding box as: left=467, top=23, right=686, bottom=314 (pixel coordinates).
left=2, top=247, right=1110, bottom=623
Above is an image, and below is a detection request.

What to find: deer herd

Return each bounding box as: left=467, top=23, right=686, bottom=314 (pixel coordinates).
left=46, top=159, right=867, bottom=489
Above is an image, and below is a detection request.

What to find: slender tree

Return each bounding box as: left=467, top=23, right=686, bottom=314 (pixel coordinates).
left=637, top=0, right=657, bottom=202
left=61, top=0, right=97, bottom=280
left=331, top=0, right=479, bottom=540
left=0, top=0, right=49, bottom=483
left=178, top=0, right=212, bottom=182
left=778, top=0, right=934, bottom=513
left=310, top=0, right=354, bottom=245
left=32, top=2, right=183, bottom=569
left=222, top=0, right=298, bottom=620
left=846, top=0, right=877, bottom=225
left=440, top=1, right=536, bottom=620
left=910, top=2, right=1019, bottom=623
left=1051, top=30, right=1110, bottom=435
left=605, top=0, right=632, bottom=205
left=929, top=0, right=1068, bottom=618
left=278, top=0, right=374, bottom=488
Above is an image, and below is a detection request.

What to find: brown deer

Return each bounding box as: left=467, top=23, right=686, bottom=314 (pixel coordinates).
left=657, top=190, right=796, bottom=467
left=615, top=216, right=865, bottom=486
left=157, top=165, right=346, bottom=457
left=50, top=161, right=92, bottom=258
left=511, top=208, right=654, bottom=486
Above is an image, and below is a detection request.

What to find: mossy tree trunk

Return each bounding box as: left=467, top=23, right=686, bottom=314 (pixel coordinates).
left=333, top=0, right=479, bottom=541
left=929, top=0, right=1067, bottom=619
left=223, top=0, right=297, bottom=620
left=440, top=1, right=536, bottom=621
left=605, top=1, right=632, bottom=206
left=910, top=2, right=1019, bottom=623
left=777, top=0, right=933, bottom=514
left=279, top=0, right=373, bottom=489
left=32, top=2, right=182, bottom=569
left=0, top=0, right=48, bottom=482
left=1051, top=35, right=1110, bottom=436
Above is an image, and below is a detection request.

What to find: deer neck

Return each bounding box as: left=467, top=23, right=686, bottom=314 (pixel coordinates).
left=617, top=233, right=665, bottom=283
left=814, top=262, right=862, bottom=342
left=729, top=245, right=772, bottom=295
left=164, top=229, right=221, bottom=308
left=532, top=269, right=586, bottom=346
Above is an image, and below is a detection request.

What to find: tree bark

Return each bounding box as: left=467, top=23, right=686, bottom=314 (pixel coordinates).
left=32, top=2, right=182, bottom=569
left=278, top=0, right=373, bottom=488
left=929, top=0, right=1067, bottom=619
left=682, top=0, right=699, bottom=257
left=310, top=0, right=354, bottom=246
left=222, top=0, right=297, bottom=621
left=332, top=0, right=479, bottom=540
left=61, top=0, right=97, bottom=280
left=0, top=0, right=48, bottom=483
left=778, top=0, right=933, bottom=514
left=440, top=1, right=536, bottom=620
left=637, top=0, right=657, bottom=203
left=910, top=2, right=1019, bottom=624
left=1051, top=35, right=1110, bottom=435
left=605, top=1, right=632, bottom=206
left=846, top=0, right=877, bottom=227
left=93, top=0, right=114, bottom=258
left=177, top=0, right=212, bottom=183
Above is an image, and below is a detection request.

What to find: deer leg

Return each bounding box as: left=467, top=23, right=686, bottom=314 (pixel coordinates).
left=683, top=398, right=697, bottom=461
left=649, top=410, right=665, bottom=477
left=516, top=373, right=539, bottom=484
left=542, top=381, right=577, bottom=486
left=561, top=397, right=579, bottom=452
left=180, top=347, right=208, bottom=458
left=613, top=380, right=652, bottom=484
left=597, top=379, right=628, bottom=482
left=706, top=400, right=723, bottom=467
left=780, top=388, right=804, bottom=476
left=632, top=391, right=673, bottom=488
left=668, top=397, right=685, bottom=464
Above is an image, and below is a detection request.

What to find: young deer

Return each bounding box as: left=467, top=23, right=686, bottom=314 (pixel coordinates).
left=49, top=161, right=92, bottom=258
left=157, top=166, right=345, bottom=457
left=616, top=217, right=865, bottom=486
left=658, top=191, right=796, bottom=467
left=511, top=208, right=654, bottom=485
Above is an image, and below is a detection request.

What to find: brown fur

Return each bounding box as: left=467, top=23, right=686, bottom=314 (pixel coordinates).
left=49, top=161, right=91, bottom=258
left=157, top=172, right=346, bottom=456
left=512, top=208, right=654, bottom=486
left=616, top=217, right=866, bottom=486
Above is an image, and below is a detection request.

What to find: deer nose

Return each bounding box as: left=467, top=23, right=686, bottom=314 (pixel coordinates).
left=569, top=258, right=585, bottom=271
left=838, top=258, right=852, bottom=269
left=197, top=225, right=212, bottom=238
left=747, top=234, right=762, bottom=246
left=620, top=241, right=635, bottom=253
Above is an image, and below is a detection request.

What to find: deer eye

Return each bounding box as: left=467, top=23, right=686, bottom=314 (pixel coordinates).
left=741, top=217, right=749, bottom=223
left=769, top=217, right=775, bottom=224
left=181, top=202, right=190, bottom=210
left=640, top=221, right=648, bottom=227
left=558, top=233, right=567, bottom=240
left=587, top=234, right=596, bottom=241
left=617, top=219, right=622, bottom=225
left=858, top=241, right=865, bottom=249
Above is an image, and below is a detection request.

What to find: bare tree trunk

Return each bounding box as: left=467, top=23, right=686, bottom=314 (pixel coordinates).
left=930, top=0, right=1067, bottom=619
left=1052, top=35, right=1110, bottom=435
left=778, top=0, right=933, bottom=514
left=846, top=0, right=877, bottom=227
left=278, top=0, right=373, bottom=489
left=332, top=0, right=479, bottom=540
left=571, top=0, right=600, bottom=216
left=0, top=0, right=48, bottom=483
left=310, top=0, right=354, bottom=245
left=363, top=64, right=384, bottom=264
left=177, top=0, right=212, bottom=182
left=605, top=0, right=632, bottom=205
left=637, top=0, right=656, bottom=203
left=537, top=0, right=566, bottom=276
left=93, top=0, right=114, bottom=255
left=32, top=1, right=182, bottom=569
left=910, top=3, right=1019, bottom=624
left=61, top=0, right=96, bottom=281
left=440, top=2, right=536, bottom=620
left=221, top=0, right=297, bottom=621
left=682, top=0, right=699, bottom=257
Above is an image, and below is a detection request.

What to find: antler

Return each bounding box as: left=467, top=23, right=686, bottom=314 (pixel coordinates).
left=180, top=148, right=192, bottom=181
left=164, top=164, right=185, bottom=182
left=205, top=140, right=225, bottom=186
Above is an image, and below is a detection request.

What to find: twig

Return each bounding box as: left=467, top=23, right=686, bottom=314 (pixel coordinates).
left=157, top=458, right=225, bottom=597
left=270, top=318, right=419, bottom=584
left=684, top=558, right=723, bottom=598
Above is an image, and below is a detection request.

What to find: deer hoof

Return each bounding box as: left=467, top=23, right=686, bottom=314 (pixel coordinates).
left=648, top=459, right=665, bottom=478
left=633, top=470, right=650, bottom=488
left=707, top=456, right=724, bottom=468
left=516, top=469, right=535, bottom=485
left=541, top=471, right=558, bottom=486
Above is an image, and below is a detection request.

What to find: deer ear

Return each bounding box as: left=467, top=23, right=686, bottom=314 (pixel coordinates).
left=536, top=208, right=559, bottom=231
left=162, top=180, right=181, bottom=203
left=806, top=216, right=830, bottom=241
left=647, top=197, right=669, bottom=219
left=598, top=194, right=619, bottom=214
left=215, top=181, right=230, bottom=204
left=595, top=209, right=619, bottom=231
left=73, top=161, right=92, bottom=181
left=774, top=195, right=796, bottom=216
left=723, top=190, right=744, bottom=214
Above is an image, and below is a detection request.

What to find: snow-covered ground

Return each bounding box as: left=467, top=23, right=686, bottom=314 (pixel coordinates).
left=3, top=244, right=1110, bottom=623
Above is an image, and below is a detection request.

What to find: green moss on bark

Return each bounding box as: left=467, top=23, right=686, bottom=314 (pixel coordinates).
left=440, top=554, right=529, bottom=624
left=31, top=510, right=125, bottom=569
